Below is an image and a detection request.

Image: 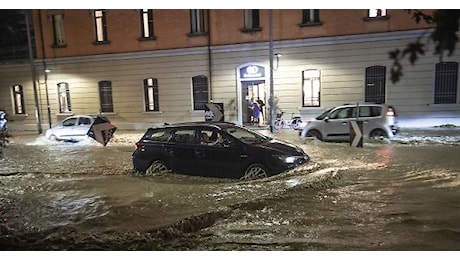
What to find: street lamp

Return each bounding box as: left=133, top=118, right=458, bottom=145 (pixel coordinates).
left=274, top=53, right=282, bottom=71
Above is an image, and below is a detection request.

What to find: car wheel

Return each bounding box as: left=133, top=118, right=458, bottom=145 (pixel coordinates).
left=307, top=130, right=323, bottom=141
left=369, top=129, right=388, bottom=139
left=241, top=163, right=268, bottom=181
left=146, top=160, right=169, bottom=175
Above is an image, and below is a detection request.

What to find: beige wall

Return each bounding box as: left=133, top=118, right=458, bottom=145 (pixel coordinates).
left=1, top=29, right=459, bottom=132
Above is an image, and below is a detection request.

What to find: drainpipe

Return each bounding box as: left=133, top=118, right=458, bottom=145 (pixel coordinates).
left=25, top=10, right=43, bottom=134
left=38, top=10, right=52, bottom=128
left=207, top=10, right=213, bottom=101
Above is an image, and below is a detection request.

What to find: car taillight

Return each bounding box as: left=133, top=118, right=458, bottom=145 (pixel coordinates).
left=386, top=108, right=395, bottom=116
left=135, top=141, right=143, bottom=149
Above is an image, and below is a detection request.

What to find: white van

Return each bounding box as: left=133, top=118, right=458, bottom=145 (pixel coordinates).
left=299, top=103, right=399, bottom=141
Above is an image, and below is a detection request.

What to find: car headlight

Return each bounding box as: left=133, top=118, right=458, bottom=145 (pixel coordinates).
left=273, top=155, right=297, bottom=164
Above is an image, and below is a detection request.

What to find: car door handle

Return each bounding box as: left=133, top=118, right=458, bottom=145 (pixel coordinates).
left=164, top=148, right=174, bottom=155
left=342, top=122, right=348, bottom=125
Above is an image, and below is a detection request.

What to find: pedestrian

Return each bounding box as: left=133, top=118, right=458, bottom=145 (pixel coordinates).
left=250, top=98, right=260, bottom=125
left=256, top=98, right=265, bottom=124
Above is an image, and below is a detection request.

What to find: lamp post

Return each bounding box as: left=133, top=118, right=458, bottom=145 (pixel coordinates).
left=44, top=67, right=52, bottom=128
left=269, top=10, right=275, bottom=133
left=25, top=10, right=43, bottom=134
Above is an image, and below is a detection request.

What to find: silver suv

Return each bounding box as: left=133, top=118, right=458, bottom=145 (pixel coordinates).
left=299, top=103, right=399, bottom=141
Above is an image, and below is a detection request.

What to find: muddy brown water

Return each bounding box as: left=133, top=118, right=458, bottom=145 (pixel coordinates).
left=1, top=131, right=460, bottom=250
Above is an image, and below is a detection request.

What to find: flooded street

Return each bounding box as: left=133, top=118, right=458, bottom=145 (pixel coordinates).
left=1, top=129, right=460, bottom=250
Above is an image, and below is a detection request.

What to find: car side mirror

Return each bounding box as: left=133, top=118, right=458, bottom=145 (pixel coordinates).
left=324, top=117, right=329, bottom=122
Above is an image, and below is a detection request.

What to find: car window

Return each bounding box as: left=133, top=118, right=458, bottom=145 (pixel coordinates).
left=359, top=106, right=381, bottom=117
left=316, top=108, right=333, bottom=120
left=170, top=129, right=195, bottom=144
left=199, top=129, right=226, bottom=147
left=224, top=126, right=268, bottom=144
left=78, top=117, right=92, bottom=125
left=329, top=107, right=356, bottom=119
left=62, top=117, right=77, bottom=127
left=143, top=129, right=170, bottom=142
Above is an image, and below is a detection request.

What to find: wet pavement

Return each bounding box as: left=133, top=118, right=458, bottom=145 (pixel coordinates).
left=1, top=127, right=460, bottom=250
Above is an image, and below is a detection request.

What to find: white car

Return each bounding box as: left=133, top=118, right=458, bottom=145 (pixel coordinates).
left=299, top=103, right=399, bottom=141
left=45, top=115, right=96, bottom=142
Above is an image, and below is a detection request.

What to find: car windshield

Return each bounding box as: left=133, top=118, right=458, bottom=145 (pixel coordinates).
left=316, top=108, right=333, bottom=120
left=223, top=126, right=271, bottom=144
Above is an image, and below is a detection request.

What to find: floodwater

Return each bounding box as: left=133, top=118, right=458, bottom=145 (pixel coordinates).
left=1, top=130, right=460, bottom=250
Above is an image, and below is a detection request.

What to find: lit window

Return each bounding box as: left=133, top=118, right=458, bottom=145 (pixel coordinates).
left=302, top=70, right=321, bottom=107
left=365, top=66, right=386, bottom=104
left=434, top=62, right=458, bottom=104
left=192, top=75, right=209, bottom=110
left=94, top=10, right=108, bottom=43
left=12, top=85, right=25, bottom=114
left=190, top=9, right=205, bottom=34
left=144, top=78, right=159, bottom=111
left=302, top=10, right=320, bottom=24
left=52, top=14, right=66, bottom=46
left=140, top=9, right=154, bottom=38
left=98, top=81, right=113, bottom=112
left=57, top=82, right=71, bottom=113
left=243, top=10, right=260, bottom=30
left=368, top=9, right=387, bottom=18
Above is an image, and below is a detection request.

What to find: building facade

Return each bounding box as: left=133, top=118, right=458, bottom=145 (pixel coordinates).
left=1, top=9, right=459, bottom=132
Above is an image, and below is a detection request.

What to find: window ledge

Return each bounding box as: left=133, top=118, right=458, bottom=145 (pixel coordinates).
left=427, top=103, right=460, bottom=108
left=57, top=112, right=74, bottom=116
left=99, top=112, right=117, bottom=116
left=142, top=111, right=163, bottom=115
left=138, top=36, right=157, bottom=41
left=362, top=16, right=390, bottom=22
left=187, top=32, right=208, bottom=37
left=299, top=22, right=323, bottom=27
left=240, top=27, right=262, bottom=34
left=52, top=44, right=68, bottom=48
left=93, top=40, right=111, bottom=45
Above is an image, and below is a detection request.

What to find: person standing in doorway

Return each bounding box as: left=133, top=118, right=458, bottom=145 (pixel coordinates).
left=256, top=97, right=265, bottom=124
left=250, top=97, right=260, bottom=125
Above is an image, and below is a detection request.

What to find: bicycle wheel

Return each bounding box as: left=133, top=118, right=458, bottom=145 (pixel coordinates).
left=274, top=120, right=284, bottom=130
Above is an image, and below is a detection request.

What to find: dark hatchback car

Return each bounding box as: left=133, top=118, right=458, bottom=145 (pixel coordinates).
left=132, top=122, right=310, bottom=180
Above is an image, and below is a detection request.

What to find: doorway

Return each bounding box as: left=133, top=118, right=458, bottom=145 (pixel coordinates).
left=241, top=80, right=266, bottom=125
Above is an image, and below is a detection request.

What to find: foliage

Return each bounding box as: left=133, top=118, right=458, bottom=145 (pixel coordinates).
left=389, top=10, right=460, bottom=83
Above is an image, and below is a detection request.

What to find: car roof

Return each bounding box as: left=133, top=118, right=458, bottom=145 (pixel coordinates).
left=148, top=121, right=237, bottom=130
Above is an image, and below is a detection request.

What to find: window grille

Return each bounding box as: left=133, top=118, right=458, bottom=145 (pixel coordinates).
left=192, top=75, right=209, bottom=110
left=98, top=80, right=114, bottom=112
left=365, top=66, right=386, bottom=104
left=434, top=62, right=458, bottom=104
left=57, top=82, right=71, bottom=113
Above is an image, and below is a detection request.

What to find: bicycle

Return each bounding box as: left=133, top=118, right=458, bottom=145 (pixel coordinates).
left=274, top=110, right=303, bottom=130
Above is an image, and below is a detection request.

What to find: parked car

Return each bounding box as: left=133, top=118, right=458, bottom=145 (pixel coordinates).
left=132, top=122, right=310, bottom=180
left=299, top=103, right=399, bottom=141
left=45, top=115, right=110, bottom=142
